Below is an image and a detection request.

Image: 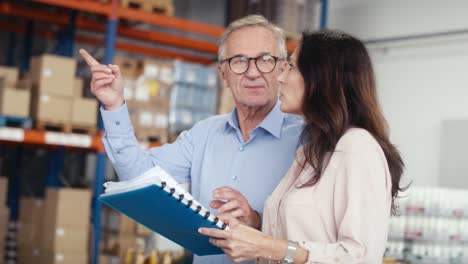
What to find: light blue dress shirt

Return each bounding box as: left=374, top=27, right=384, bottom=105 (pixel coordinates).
left=101, top=101, right=303, bottom=264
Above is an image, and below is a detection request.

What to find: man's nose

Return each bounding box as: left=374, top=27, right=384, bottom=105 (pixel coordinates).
left=245, top=59, right=261, bottom=78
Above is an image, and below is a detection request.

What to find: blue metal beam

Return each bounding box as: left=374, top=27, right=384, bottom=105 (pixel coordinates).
left=6, top=32, right=16, bottom=66
left=20, top=21, right=33, bottom=73
left=92, top=1, right=118, bottom=262
left=56, top=10, right=77, bottom=57
left=320, top=0, right=328, bottom=30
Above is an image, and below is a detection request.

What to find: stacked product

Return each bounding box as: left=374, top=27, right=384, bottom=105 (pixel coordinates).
left=116, top=56, right=173, bottom=143
left=39, top=188, right=91, bottom=264
left=30, top=54, right=98, bottom=133
left=169, top=61, right=218, bottom=135
left=385, top=187, right=468, bottom=263
left=100, top=205, right=152, bottom=262
left=16, top=198, right=45, bottom=263
left=0, top=66, right=31, bottom=118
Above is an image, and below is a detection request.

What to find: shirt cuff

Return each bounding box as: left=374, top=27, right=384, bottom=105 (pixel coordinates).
left=100, top=102, right=133, bottom=135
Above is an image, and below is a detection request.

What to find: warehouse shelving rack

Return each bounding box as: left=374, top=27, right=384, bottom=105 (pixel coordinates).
left=0, top=0, right=328, bottom=263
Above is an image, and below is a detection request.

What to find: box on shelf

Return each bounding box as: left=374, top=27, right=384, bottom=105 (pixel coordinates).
left=17, top=222, right=42, bottom=247
left=0, top=207, right=10, bottom=259
left=129, top=107, right=168, bottom=143
left=40, top=250, right=88, bottom=264
left=0, top=66, right=19, bottom=86
left=113, top=56, right=140, bottom=79
left=18, top=197, right=44, bottom=224
left=17, top=246, right=42, bottom=264
left=140, top=59, right=174, bottom=86
left=43, top=188, right=91, bottom=229
left=102, top=206, right=137, bottom=235
left=40, top=188, right=91, bottom=254
left=30, top=54, right=76, bottom=97
left=30, top=93, right=73, bottom=124
left=0, top=177, right=8, bottom=207
left=0, top=79, right=31, bottom=118
left=71, top=98, right=98, bottom=127
left=73, top=78, right=84, bottom=98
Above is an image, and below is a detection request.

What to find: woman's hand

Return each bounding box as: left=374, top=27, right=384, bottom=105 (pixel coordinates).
left=198, top=215, right=274, bottom=263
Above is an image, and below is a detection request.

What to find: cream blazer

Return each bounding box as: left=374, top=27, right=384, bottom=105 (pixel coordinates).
left=260, top=128, right=392, bottom=264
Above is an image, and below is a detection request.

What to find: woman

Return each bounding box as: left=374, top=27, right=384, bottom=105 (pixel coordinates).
left=199, top=30, right=405, bottom=263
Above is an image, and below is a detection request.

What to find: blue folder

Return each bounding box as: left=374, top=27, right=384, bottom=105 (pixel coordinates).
left=99, top=184, right=224, bottom=256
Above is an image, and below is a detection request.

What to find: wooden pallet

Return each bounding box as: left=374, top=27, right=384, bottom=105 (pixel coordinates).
left=121, top=0, right=174, bottom=16
left=0, top=115, right=33, bottom=129
left=36, top=120, right=98, bottom=135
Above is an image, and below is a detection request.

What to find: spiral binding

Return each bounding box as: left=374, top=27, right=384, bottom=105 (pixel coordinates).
left=160, top=181, right=227, bottom=230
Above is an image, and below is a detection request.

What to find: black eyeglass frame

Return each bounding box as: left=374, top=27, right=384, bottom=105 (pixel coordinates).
left=219, top=54, right=284, bottom=75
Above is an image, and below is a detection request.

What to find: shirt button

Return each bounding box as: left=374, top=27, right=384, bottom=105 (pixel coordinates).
left=239, top=146, right=244, bottom=151
left=117, top=150, right=121, bottom=154
left=232, top=175, right=237, bottom=181
left=115, top=121, right=120, bottom=126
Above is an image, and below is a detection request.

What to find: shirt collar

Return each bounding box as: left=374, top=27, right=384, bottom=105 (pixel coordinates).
left=225, top=101, right=285, bottom=139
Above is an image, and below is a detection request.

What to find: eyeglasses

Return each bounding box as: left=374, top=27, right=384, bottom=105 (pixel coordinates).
left=219, top=54, right=282, bottom=75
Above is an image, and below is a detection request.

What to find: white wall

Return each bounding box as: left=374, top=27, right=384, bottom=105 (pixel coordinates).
left=328, top=0, right=468, bottom=186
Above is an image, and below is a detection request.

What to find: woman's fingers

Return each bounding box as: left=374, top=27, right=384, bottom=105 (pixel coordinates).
left=198, top=227, right=230, bottom=239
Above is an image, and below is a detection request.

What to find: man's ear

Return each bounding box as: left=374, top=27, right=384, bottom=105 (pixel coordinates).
left=217, top=63, right=229, bottom=89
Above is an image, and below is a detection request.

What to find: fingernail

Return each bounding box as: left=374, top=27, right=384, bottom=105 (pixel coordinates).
left=198, top=228, right=202, bottom=233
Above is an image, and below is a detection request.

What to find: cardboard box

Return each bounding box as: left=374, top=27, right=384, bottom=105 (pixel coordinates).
left=73, top=78, right=84, bottom=98
left=0, top=207, right=10, bottom=257
left=0, top=84, right=31, bottom=117
left=136, top=223, right=151, bottom=236
left=17, top=222, right=43, bottom=246
left=129, top=107, right=169, bottom=143
left=113, top=56, right=140, bottom=78
left=17, top=246, right=41, bottom=264
left=19, top=197, right=44, bottom=224
left=0, top=66, right=19, bottom=86
left=0, top=177, right=8, bottom=207
left=99, top=254, right=119, bottom=264
left=43, top=188, right=91, bottom=230
left=140, top=59, right=173, bottom=85
left=31, top=93, right=72, bottom=123
left=103, top=206, right=136, bottom=234
left=41, top=251, right=88, bottom=264
left=30, top=54, right=76, bottom=97
left=71, top=98, right=98, bottom=126
left=41, top=227, right=89, bottom=254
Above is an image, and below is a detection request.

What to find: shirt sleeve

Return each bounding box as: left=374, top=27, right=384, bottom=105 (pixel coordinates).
left=100, top=102, right=193, bottom=183
left=300, top=147, right=392, bottom=264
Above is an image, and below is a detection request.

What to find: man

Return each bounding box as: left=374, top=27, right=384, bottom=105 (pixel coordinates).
left=80, top=15, right=303, bottom=264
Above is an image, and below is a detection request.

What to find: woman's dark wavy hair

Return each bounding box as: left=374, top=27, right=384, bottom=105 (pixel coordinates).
left=297, top=30, right=406, bottom=215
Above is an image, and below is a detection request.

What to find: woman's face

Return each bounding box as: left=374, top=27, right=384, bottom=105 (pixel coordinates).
left=277, top=48, right=305, bottom=116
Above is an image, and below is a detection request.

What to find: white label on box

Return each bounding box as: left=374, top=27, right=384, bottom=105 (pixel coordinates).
left=40, top=95, right=50, bottom=102
left=135, top=84, right=149, bottom=102
left=207, top=73, right=217, bottom=87
left=160, top=67, right=173, bottom=84
left=155, top=114, right=168, bottom=128
left=186, top=70, right=196, bottom=83
left=56, top=228, right=65, bottom=236
left=55, top=254, right=65, bottom=262
left=0, top=127, right=24, bottom=142
left=139, top=111, right=153, bottom=127
left=45, top=132, right=92, bottom=148
left=123, top=80, right=134, bottom=100
left=144, top=64, right=159, bottom=79
left=42, top=68, right=52, bottom=78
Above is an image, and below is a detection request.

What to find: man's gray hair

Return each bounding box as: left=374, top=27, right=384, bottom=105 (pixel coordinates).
left=218, top=15, right=287, bottom=61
